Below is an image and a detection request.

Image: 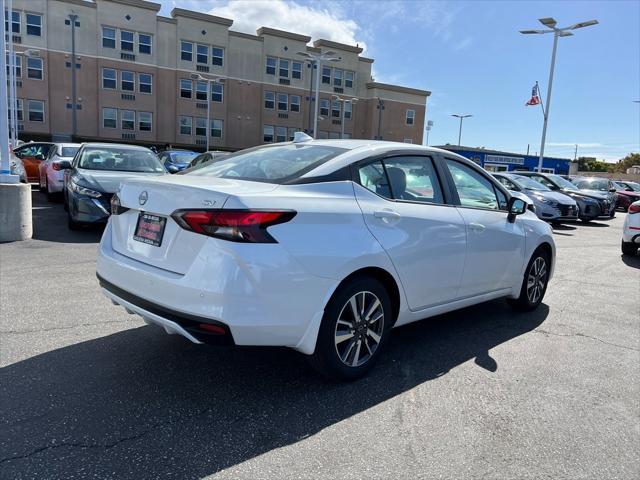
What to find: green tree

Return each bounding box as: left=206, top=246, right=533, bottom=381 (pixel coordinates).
left=610, top=153, right=640, bottom=173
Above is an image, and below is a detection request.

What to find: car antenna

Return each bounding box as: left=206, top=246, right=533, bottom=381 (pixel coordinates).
left=293, top=132, right=313, bottom=143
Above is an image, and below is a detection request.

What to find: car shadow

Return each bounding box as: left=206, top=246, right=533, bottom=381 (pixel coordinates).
left=0, top=300, right=548, bottom=478
left=621, top=254, right=640, bottom=269
left=31, top=190, right=104, bottom=243
left=577, top=221, right=610, bottom=228
left=552, top=224, right=576, bottom=231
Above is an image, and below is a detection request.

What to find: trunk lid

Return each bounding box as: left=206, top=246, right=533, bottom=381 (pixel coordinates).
left=110, top=175, right=279, bottom=274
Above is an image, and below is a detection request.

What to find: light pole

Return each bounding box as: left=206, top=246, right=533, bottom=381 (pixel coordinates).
left=190, top=73, right=224, bottom=151
left=332, top=95, right=358, bottom=139
left=67, top=13, right=79, bottom=139
left=451, top=114, right=472, bottom=145
left=520, top=17, right=598, bottom=172
left=425, top=120, right=434, bottom=146
left=297, top=50, right=341, bottom=139
left=7, top=0, right=17, bottom=148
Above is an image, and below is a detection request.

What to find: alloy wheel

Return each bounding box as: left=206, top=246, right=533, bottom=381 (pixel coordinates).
left=526, top=257, right=547, bottom=304
left=334, top=291, right=385, bottom=367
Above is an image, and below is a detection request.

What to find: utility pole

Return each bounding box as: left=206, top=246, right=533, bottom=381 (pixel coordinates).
left=574, top=144, right=578, bottom=160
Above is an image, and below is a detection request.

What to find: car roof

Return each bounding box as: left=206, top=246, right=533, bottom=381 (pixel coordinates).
left=81, top=142, right=152, bottom=151
left=55, top=143, right=82, bottom=148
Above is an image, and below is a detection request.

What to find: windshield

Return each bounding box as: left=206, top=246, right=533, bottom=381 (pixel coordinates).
left=189, top=144, right=347, bottom=183
left=547, top=174, right=579, bottom=191
left=78, top=147, right=165, bottom=173
left=60, top=147, right=79, bottom=158
left=510, top=175, right=551, bottom=191
left=168, top=152, right=198, bottom=164
left=574, top=179, right=609, bottom=191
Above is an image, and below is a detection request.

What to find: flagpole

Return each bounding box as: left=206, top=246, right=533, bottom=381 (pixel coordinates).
left=536, top=81, right=546, bottom=118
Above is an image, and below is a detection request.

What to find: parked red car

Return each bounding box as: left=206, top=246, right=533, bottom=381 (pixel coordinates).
left=11, top=142, right=55, bottom=183
left=613, top=181, right=640, bottom=211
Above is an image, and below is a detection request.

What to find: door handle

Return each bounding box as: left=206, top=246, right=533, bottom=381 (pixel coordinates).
left=374, top=209, right=401, bottom=220
left=469, top=222, right=486, bottom=232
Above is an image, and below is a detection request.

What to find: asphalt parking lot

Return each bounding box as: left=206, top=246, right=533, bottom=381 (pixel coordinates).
left=1, top=189, right=639, bottom=480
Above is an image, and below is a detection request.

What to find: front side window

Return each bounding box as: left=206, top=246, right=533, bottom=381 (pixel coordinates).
left=102, top=107, right=117, bottom=128
left=264, top=91, right=275, bottom=109
left=331, top=100, right=341, bottom=118
left=27, top=57, right=43, bottom=80
left=266, top=57, right=276, bottom=75
left=102, top=26, right=116, bottom=48
left=195, top=117, right=207, bottom=137
left=181, top=41, right=193, bottom=61
left=28, top=100, right=44, bottom=122
left=179, top=116, right=192, bottom=135
left=138, top=73, right=152, bottom=94
left=290, top=95, right=301, bottom=112
left=211, top=83, right=223, bottom=102
left=406, top=109, right=415, bottom=125
left=180, top=79, right=192, bottom=98
left=279, top=59, right=289, bottom=78
left=276, top=126, right=287, bottom=142
left=322, top=66, right=331, bottom=84
left=196, top=80, right=208, bottom=101
left=5, top=10, right=20, bottom=34
left=333, top=69, right=343, bottom=87
left=121, top=110, right=135, bottom=130
left=120, top=31, right=134, bottom=51
left=277, top=93, right=288, bottom=111
left=212, top=47, right=224, bottom=66
left=446, top=159, right=499, bottom=210
left=138, top=112, right=152, bottom=132
left=102, top=68, right=116, bottom=89
left=320, top=99, right=329, bottom=116
left=263, top=125, right=274, bottom=143
left=292, top=61, right=302, bottom=80
left=26, top=13, right=42, bottom=36
left=139, top=33, right=152, bottom=54
left=121, top=70, right=134, bottom=91
left=77, top=146, right=164, bottom=172
left=196, top=44, right=208, bottom=64
left=345, top=71, right=354, bottom=88
left=211, top=119, right=223, bottom=138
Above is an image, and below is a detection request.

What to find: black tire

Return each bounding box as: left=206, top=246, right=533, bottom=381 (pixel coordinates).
left=508, top=249, right=550, bottom=312
left=308, top=276, right=393, bottom=381
left=67, top=210, right=82, bottom=231
left=621, top=240, right=637, bottom=256
left=579, top=217, right=592, bottom=223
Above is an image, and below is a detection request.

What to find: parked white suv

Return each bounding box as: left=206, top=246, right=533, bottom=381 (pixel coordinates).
left=622, top=200, right=640, bottom=255
left=97, top=138, right=555, bottom=380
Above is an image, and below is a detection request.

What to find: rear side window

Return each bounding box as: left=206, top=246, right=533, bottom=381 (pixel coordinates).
left=445, top=159, right=500, bottom=210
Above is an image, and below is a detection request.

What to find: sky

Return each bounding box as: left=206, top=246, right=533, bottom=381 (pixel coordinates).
left=158, top=0, right=640, bottom=162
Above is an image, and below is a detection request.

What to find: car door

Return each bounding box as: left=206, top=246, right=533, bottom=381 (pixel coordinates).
left=353, top=154, right=467, bottom=310
left=442, top=158, right=526, bottom=298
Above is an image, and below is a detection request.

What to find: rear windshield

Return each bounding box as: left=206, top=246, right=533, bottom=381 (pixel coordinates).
left=574, top=179, right=609, bottom=191
left=60, top=146, right=79, bottom=158
left=188, top=144, right=347, bottom=183
left=168, top=152, right=198, bottom=164
left=78, top=147, right=165, bottom=173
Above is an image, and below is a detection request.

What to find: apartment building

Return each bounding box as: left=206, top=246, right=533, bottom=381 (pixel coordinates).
left=5, top=0, right=430, bottom=150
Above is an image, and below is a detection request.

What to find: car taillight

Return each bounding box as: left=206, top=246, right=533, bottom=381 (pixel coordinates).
left=171, top=209, right=296, bottom=243
left=629, top=203, right=640, bottom=214
left=110, top=193, right=129, bottom=215
left=52, top=162, right=62, bottom=171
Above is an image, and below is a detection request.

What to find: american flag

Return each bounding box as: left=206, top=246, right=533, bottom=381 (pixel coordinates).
left=526, top=84, right=541, bottom=106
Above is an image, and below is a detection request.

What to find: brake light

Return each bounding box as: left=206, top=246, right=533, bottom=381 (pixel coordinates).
left=629, top=203, right=640, bottom=214
left=110, top=193, right=129, bottom=215
left=172, top=209, right=296, bottom=243
left=52, top=163, right=62, bottom=171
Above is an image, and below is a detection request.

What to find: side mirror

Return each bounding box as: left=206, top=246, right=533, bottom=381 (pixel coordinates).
left=167, top=164, right=179, bottom=173
left=58, top=160, right=72, bottom=170
left=609, top=188, right=617, bottom=193
left=507, top=197, right=527, bottom=223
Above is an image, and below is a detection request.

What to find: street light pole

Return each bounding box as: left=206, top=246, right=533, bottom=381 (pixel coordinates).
left=520, top=17, right=598, bottom=172
left=7, top=0, right=17, bottom=147
left=332, top=96, right=358, bottom=139
left=425, top=120, right=433, bottom=146
left=451, top=114, right=472, bottom=145
left=297, top=50, right=340, bottom=139
left=68, top=14, right=79, bottom=139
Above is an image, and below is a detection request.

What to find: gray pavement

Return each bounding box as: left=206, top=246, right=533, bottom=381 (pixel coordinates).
left=1, top=189, right=639, bottom=480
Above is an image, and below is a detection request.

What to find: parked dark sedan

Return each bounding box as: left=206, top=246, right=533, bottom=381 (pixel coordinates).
left=158, top=150, right=198, bottom=173
left=571, top=177, right=618, bottom=217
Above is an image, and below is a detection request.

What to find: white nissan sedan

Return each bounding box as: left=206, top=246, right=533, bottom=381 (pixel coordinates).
left=97, top=136, right=555, bottom=380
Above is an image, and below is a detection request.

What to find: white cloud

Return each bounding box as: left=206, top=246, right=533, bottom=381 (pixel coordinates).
left=206, top=0, right=366, bottom=50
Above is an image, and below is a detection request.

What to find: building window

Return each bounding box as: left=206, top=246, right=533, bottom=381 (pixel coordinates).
left=120, top=31, right=134, bottom=52
left=26, top=57, right=43, bottom=80
left=196, top=44, right=208, bottom=64
left=333, top=69, right=343, bottom=87
left=28, top=100, right=44, bottom=122
left=121, top=71, right=135, bottom=91
left=403, top=138, right=413, bottom=144
left=196, top=80, right=208, bottom=101
left=266, top=57, right=276, bottom=75
left=181, top=41, right=193, bottom=61
left=138, top=73, right=152, bottom=94
left=345, top=71, right=354, bottom=89
left=320, top=99, right=329, bottom=116
left=344, top=101, right=352, bottom=119
left=9, top=98, right=24, bottom=122
left=211, top=83, right=223, bottom=102
left=277, top=93, right=288, bottom=111
left=6, top=54, right=22, bottom=78
left=279, top=59, right=289, bottom=78
left=26, top=13, right=42, bottom=36
left=322, top=66, right=331, bottom=85
left=195, top=117, right=207, bottom=137
left=212, top=47, right=224, bottom=66
left=211, top=119, right=223, bottom=138
left=290, top=95, right=301, bottom=113
left=329, top=132, right=340, bottom=140
left=318, top=130, right=329, bottom=139
left=343, top=132, right=352, bottom=139
left=102, top=68, right=117, bottom=89
left=263, top=125, right=274, bottom=143
left=139, top=33, right=152, bottom=54
left=102, top=107, right=117, bottom=128
left=331, top=99, right=341, bottom=118
left=102, top=26, right=116, bottom=48
left=264, top=91, right=275, bottom=109
left=292, top=61, right=302, bottom=80
left=121, top=110, right=135, bottom=130
left=406, top=109, right=415, bottom=125
left=138, top=111, right=152, bottom=132
left=287, top=127, right=299, bottom=141
left=5, top=10, right=20, bottom=34
left=180, top=79, right=192, bottom=98
left=179, top=116, right=192, bottom=135
left=276, top=126, right=287, bottom=142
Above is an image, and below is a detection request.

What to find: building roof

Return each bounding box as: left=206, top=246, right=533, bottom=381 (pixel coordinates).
left=367, top=82, right=430, bottom=97
left=106, top=0, right=161, bottom=12
left=256, top=27, right=311, bottom=43
left=171, top=8, right=233, bottom=26
left=436, top=144, right=571, bottom=162
left=313, top=39, right=363, bottom=54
